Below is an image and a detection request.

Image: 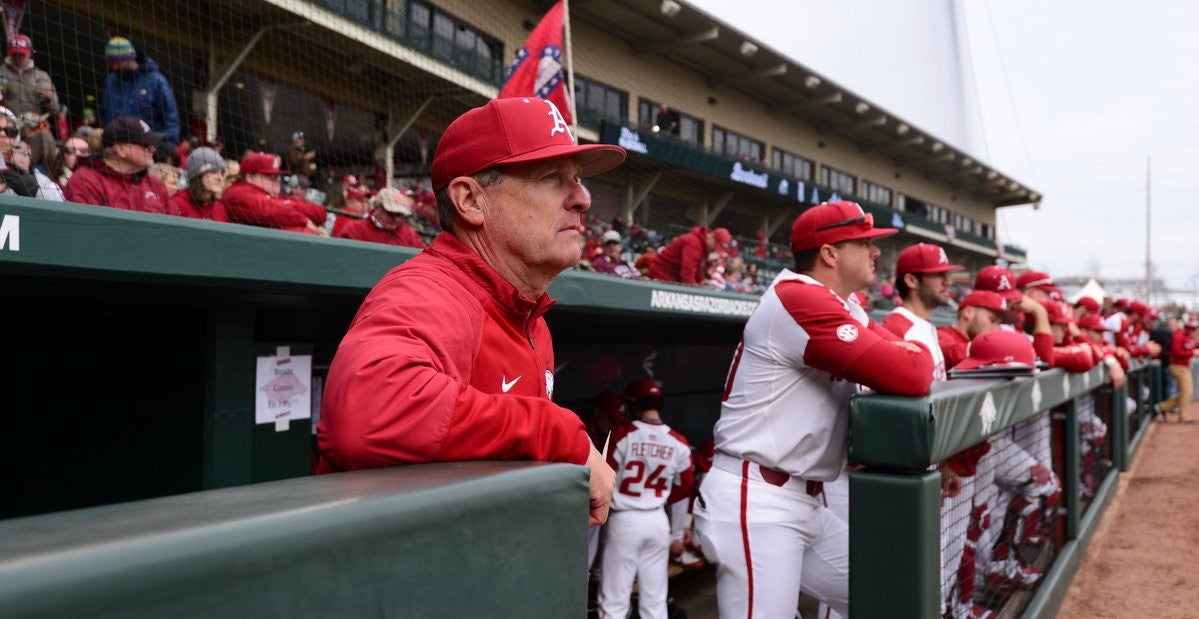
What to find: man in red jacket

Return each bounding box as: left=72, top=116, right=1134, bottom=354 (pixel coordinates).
left=648, top=225, right=731, bottom=284
left=1156, top=317, right=1197, bottom=423
left=63, top=116, right=169, bottom=213
left=318, top=97, right=626, bottom=527
left=333, top=186, right=424, bottom=248
left=937, top=290, right=1011, bottom=368
left=224, top=152, right=327, bottom=235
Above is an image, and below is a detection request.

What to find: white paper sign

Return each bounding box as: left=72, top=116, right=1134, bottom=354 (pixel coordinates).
left=255, top=354, right=312, bottom=426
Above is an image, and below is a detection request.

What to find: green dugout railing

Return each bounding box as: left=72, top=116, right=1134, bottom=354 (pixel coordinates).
left=0, top=462, right=589, bottom=618
left=848, top=359, right=1161, bottom=619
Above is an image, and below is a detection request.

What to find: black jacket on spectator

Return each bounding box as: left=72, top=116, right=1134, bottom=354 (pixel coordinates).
left=3, top=167, right=39, bottom=197
left=1150, top=325, right=1173, bottom=366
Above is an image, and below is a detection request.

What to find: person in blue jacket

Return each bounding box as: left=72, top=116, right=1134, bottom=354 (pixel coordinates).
left=101, top=37, right=180, bottom=147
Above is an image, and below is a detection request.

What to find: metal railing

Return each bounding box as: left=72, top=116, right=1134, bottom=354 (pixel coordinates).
left=848, top=360, right=1161, bottom=618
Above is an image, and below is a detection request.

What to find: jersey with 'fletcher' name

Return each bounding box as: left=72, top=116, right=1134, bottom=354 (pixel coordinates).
left=607, top=419, right=694, bottom=511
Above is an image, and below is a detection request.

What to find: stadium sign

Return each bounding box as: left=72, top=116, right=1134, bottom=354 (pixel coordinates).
left=0, top=214, right=17, bottom=251
left=600, top=122, right=864, bottom=208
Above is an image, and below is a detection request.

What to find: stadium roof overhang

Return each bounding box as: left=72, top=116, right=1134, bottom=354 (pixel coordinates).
left=564, top=0, right=1042, bottom=209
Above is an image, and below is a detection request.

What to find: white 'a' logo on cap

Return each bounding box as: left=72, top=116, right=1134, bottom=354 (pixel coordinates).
left=544, top=99, right=573, bottom=142
left=938, top=247, right=949, bottom=264
left=996, top=275, right=1013, bottom=291
left=138, top=120, right=152, bottom=133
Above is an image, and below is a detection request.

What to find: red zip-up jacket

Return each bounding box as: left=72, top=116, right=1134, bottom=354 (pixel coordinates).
left=937, top=325, right=969, bottom=369
left=334, top=214, right=425, bottom=248
left=63, top=159, right=170, bottom=214
left=171, top=189, right=230, bottom=222
left=317, top=233, right=591, bottom=472
left=224, top=180, right=327, bottom=233
left=1170, top=329, right=1196, bottom=367
left=649, top=226, right=709, bottom=285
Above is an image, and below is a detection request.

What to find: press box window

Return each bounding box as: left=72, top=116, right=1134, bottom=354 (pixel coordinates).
left=819, top=165, right=857, bottom=196
left=638, top=98, right=704, bottom=146
left=713, top=125, right=763, bottom=163
left=772, top=148, right=813, bottom=181
left=574, top=75, right=628, bottom=123
left=861, top=180, right=893, bottom=207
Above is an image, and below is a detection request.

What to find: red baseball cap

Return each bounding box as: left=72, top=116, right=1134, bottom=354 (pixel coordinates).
left=1078, top=314, right=1108, bottom=332
left=959, top=290, right=1014, bottom=322
left=790, top=200, right=897, bottom=252
left=953, top=330, right=1036, bottom=371
left=895, top=243, right=964, bottom=278
left=239, top=152, right=282, bottom=176
left=625, top=378, right=663, bottom=400
left=431, top=97, right=626, bottom=192
left=7, top=34, right=31, bottom=57
left=973, top=265, right=1022, bottom=302
left=1016, top=270, right=1055, bottom=291
left=592, top=390, right=627, bottom=424
left=1127, top=301, right=1149, bottom=316
left=713, top=227, right=732, bottom=250
left=1075, top=296, right=1101, bottom=314
left=1040, top=299, right=1072, bottom=325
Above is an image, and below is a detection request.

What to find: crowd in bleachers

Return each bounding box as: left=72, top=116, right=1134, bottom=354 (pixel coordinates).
left=5, top=33, right=438, bottom=249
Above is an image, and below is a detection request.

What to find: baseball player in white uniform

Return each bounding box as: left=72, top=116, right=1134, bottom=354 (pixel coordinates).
left=880, top=242, right=972, bottom=618
left=599, top=379, right=694, bottom=619
left=693, top=201, right=936, bottom=618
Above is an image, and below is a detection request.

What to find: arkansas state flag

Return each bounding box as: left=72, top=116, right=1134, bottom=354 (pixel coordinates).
left=498, top=0, right=571, bottom=125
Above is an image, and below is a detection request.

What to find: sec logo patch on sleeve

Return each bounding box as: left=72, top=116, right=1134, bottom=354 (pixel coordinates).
left=836, top=324, right=859, bottom=342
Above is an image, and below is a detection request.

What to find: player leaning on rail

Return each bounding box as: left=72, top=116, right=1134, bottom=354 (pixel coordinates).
left=693, top=200, right=935, bottom=618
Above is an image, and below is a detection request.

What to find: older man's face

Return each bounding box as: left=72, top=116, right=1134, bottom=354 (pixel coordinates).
left=481, top=157, right=590, bottom=276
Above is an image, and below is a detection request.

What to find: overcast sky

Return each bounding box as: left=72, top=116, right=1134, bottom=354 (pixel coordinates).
left=689, top=0, right=1199, bottom=292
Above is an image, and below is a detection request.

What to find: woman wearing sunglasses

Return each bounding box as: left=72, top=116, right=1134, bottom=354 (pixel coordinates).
left=49, top=136, right=90, bottom=188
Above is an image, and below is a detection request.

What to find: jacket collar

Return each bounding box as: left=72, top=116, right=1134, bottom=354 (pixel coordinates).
left=91, top=158, right=148, bottom=183
left=425, top=232, right=556, bottom=321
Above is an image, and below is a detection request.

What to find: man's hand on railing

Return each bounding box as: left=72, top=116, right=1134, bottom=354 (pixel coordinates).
left=1105, top=356, right=1127, bottom=389
left=585, top=443, right=615, bottom=528
left=1146, top=341, right=1162, bottom=357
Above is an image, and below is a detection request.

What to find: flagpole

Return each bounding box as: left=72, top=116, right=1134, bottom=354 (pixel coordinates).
left=562, top=0, right=578, bottom=136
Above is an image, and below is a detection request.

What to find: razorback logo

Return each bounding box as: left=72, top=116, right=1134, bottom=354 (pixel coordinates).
left=544, top=98, right=572, bottom=141
left=836, top=324, right=859, bottom=342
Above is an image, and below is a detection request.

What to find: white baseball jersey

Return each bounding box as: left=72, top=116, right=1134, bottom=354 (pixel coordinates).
left=713, top=271, right=933, bottom=481
left=883, top=306, right=947, bottom=380
left=607, top=419, right=693, bottom=512
left=1102, top=312, right=1127, bottom=346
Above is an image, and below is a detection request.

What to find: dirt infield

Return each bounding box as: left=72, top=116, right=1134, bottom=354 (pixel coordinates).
left=1057, top=402, right=1199, bottom=619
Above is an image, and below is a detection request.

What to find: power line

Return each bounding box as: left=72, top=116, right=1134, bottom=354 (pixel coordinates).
left=983, top=1, right=1039, bottom=188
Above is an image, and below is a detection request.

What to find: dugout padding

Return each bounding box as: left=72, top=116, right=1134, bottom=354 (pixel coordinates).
left=0, top=462, right=588, bottom=618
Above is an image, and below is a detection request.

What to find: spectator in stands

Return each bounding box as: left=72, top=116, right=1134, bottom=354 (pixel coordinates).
left=223, top=158, right=239, bottom=189
left=317, top=96, right=625, bottom=528
left=1, top=34, right=60, bottom=170
left=591, top=230, right=640, bottom=279
left=102, top=37, right=180, bottom=147
left=285, top=131, right=316, bottom=178
left=73, top=106, right=99, bottom=133
left=49, top=135, right=89, bottom=188
left=64, top=116, right=169, bottom=212
left=286, top=173, right=310, bottom=200
left=224, top=152, right=328, bottom=235
left=409, top=178, right=438, bottom=227
left=172, top=146, right=228, bottom=221
left=4, top=140, right=61, bottom=201
left=76, top=125, right=103, bottom=154
left=333, top=186, right=424, bottom=248
left=649, top=226, right=731, bottom=285
left=174, top=135, right=199, bottom=170
left=148, top=162, right=181, bottom=198
left=634, top=245, right=657, bottom=277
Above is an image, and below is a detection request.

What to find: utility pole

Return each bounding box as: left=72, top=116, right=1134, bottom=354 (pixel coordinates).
left=1145, top=156, right=1151, bottom=302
